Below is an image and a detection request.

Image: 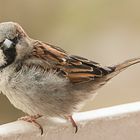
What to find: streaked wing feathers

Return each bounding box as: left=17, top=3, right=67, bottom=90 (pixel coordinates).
left=32, top=42, right=115, bottom=83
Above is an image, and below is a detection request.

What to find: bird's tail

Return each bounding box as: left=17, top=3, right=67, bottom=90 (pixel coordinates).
left=114, top=57, right=140, bottom=71
left=106, top=57, right=140, bottom=80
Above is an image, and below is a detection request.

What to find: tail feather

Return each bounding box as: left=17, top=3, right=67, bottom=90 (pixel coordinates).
left=115, top=57, right=140, bottom=72
left=106, top=57, right=140, bottom=80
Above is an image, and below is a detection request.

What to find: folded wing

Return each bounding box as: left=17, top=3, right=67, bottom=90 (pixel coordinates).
left=32, top=42, right=115, bottom=83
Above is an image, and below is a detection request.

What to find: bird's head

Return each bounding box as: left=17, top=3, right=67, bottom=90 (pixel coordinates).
left=0, top=22, right=32, bottom=69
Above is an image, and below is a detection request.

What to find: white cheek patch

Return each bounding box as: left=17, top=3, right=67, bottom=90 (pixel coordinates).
left=0, top=49, right=6, bottom=67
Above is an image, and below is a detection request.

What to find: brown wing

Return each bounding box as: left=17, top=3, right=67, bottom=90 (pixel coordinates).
left=31, top=41, right=115, bottom=83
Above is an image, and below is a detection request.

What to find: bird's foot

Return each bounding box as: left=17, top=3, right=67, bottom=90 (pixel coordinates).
left=66, top=115, right=78, bottom=133
left=18, top=114, right=43, bottom=135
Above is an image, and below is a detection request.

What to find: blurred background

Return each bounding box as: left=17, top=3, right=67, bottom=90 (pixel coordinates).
left=0, top=0, right=140, bottom=124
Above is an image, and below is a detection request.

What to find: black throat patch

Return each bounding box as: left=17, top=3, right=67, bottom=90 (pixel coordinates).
left=0, top=46, right=17, bottom=69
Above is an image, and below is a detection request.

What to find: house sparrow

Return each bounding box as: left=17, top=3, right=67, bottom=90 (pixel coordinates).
left=0, top=22, right=140, bottom=134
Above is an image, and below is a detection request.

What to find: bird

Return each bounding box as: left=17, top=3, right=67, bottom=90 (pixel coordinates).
left=0, top=22, right=140, bottom=135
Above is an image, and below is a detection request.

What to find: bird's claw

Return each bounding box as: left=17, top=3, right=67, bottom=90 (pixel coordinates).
left=18, top=114, right=43, bottom=135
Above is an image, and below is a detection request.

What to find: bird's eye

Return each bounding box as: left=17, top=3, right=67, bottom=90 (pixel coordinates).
left=11, top=36, right=18, bottom=44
